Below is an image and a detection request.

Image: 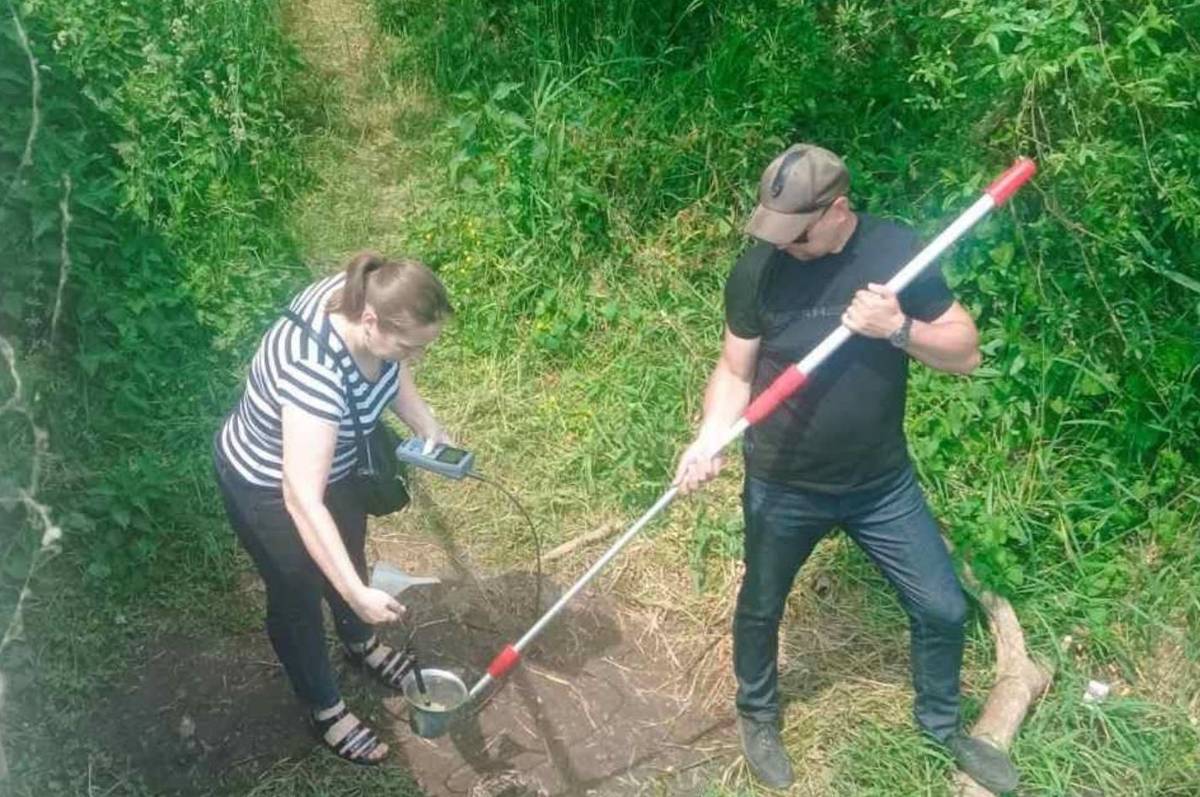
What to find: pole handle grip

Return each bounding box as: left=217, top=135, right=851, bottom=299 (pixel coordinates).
left=985, top=158, right=1036, bottom=206
left=744, top=367, right=808, bottom=425
left=485, top=644, right=521, bottom=679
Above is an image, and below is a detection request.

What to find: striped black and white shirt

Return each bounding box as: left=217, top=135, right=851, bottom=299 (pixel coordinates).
left=217, top=274, right=401, bottom=488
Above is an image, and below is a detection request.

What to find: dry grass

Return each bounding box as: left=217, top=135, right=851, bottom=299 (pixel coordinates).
left=1136, top=635, right=1200, bottom=726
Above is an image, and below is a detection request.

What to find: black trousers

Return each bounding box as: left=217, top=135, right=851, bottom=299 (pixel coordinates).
left=214, top=450, right=373, bottom=710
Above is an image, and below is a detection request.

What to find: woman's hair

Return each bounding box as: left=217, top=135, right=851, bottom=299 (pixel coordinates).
left=326, top=251, right=453, bottom=331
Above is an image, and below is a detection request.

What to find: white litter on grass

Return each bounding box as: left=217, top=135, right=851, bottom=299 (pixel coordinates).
left=1082, top=680, right=1111, bottom=703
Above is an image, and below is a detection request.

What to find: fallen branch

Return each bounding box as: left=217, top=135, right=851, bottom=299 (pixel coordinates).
left=50, top=174, right=72, bottom=346
left=0, top=5, right=47, bottom=775
left=0, top=338, right=63, bottom=784
left=948, top=539, right=1053, bottom=796
left=3, top=0, right=40, bottom=207
left=541, top=522, right=620, bottom=565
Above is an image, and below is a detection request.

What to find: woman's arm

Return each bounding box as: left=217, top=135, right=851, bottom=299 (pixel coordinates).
left=391, top=365, right=450, bottom=447
left=280, top=405, right=403, bottom=624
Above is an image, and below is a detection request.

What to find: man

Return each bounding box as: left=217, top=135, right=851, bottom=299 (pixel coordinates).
left=673, top=144, right=1019, bottom=793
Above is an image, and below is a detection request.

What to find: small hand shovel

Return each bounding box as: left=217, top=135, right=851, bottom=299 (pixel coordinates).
left=368, top=562, right=462, bottom=735
left=369, top=561, right=441, bottom=596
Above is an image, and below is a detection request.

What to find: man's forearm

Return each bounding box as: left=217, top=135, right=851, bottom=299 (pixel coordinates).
left=905, top=318, right=980, bottom=375
left=697, top=361, right=753, bottom=442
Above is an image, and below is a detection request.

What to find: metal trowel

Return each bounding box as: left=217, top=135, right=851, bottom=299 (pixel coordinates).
left=369, top=561, right=441, bottom=596
left=369, top=561, right=443, bottom=712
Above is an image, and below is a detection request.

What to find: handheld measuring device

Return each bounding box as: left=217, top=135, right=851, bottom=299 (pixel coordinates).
left=395, top=437, right=475, bottom=480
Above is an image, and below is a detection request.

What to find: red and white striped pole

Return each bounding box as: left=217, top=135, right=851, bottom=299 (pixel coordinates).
left=468, top=157, right=1036, bottom=701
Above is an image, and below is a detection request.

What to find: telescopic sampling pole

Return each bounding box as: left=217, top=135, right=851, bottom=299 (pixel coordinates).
left=467, top=157, right=1036, bottom=702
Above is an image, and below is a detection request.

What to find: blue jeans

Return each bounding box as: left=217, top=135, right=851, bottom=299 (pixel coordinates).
left=734, top=465, right=967, bottom=742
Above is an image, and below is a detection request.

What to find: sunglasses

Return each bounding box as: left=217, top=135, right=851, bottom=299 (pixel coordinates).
left=790, top=204, right=833, bottom=245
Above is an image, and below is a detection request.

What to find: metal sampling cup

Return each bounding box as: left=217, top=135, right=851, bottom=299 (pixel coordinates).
left=403, top=668, right=468, bottom=739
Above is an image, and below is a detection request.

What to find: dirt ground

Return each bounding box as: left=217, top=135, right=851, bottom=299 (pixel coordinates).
left=89, top=629, right=313, bottom=794
left=90, top=565, right=738, bottom=797
left=389, top=573, right=736, bottom=796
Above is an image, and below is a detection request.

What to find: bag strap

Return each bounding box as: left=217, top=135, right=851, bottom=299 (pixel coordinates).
left=281, top=308, right=374, bottom=474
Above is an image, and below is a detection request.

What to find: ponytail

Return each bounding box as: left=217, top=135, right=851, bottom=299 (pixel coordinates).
left=326, top=250, right=452, bottom=330
left=327, top=251, right=384, bottom=320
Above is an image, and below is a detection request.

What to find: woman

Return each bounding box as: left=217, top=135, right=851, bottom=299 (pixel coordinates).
left=213, top=251, right=453, bottom=765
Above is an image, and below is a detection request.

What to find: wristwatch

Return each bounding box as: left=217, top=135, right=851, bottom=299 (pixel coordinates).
left=888, top=315, right=913, bottom=349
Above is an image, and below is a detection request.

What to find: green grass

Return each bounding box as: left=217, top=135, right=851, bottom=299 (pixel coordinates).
left=5, top=0, right=1199, bottom=794
left=242, top=759, right=424, bottom=796
left=287, top=0, right=1200, bottom=793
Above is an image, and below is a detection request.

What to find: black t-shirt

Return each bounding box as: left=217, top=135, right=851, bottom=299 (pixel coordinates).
left=725, top=214, right=954, bottom=493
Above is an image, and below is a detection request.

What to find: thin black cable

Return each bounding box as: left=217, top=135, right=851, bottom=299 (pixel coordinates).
left=466, top=471, right=542, bottom=623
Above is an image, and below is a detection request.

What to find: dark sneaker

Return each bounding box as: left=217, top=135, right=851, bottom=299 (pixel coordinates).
left=738, top=716, right=795, bottom=789
left=945, top=732, right=1019, bottom=794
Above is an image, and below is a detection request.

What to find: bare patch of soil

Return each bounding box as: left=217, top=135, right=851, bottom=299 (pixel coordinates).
left=89, top=630, right=312, bottom=795
left=89, top=570, right=735, bottom=796
left=381, top=572, right=736, bottom=796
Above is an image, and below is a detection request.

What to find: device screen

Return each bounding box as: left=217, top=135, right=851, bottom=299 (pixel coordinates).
left=435, top=446, right=467, bottom=465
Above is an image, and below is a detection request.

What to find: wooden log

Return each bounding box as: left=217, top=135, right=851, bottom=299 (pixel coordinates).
left=950, top=545, right=1053, bottom=795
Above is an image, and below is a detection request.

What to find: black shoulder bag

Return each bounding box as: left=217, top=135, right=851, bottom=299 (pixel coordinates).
left=282, top=310, right=410, bottom=516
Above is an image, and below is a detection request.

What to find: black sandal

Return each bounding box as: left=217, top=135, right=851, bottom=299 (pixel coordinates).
left=311, top=702, right=388, bottom=766
left=345, top=636, right=417, bottom=690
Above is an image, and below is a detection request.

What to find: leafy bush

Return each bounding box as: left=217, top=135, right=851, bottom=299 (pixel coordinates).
left=368, top=0, right=1199, bottom=607
left=1, top=0, right=313, bottom=595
